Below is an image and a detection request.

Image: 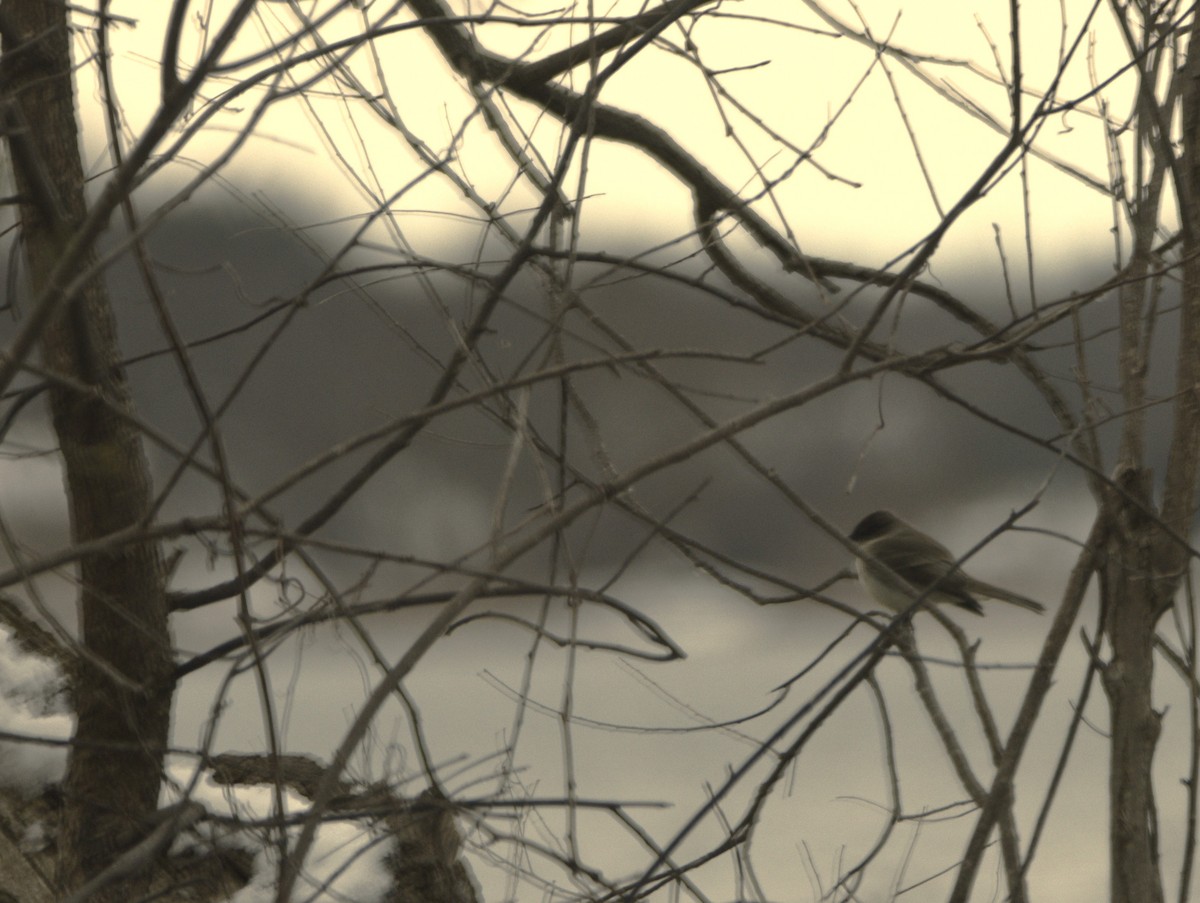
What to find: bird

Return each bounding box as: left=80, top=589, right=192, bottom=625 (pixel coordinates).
left=848, top=510, right=1045, bottom=615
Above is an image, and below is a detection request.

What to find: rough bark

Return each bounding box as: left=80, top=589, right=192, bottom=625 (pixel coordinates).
left=1102, top=470, right=1164, bottom=903
left=386, top=789, right=482, bottom=903
left=0, top=788, right=55, bottom=903
left=0, top=0, right=173, bottom=898
left=1098, top=16, right=1200, bottom=901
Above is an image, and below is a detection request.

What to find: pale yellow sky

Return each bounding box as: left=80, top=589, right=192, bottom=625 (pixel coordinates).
left=81, top=0, right=1137, bottom=283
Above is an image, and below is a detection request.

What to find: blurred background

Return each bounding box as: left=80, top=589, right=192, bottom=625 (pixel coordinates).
left=0, top=1, right=1185, bottom=900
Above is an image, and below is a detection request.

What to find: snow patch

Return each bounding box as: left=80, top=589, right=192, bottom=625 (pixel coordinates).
left=0, top=627, right=71, bottom=795
left=164, top=762, right=395, bottom=903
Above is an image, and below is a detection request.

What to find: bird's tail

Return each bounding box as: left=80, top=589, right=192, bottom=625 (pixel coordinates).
left=979, top=584, right=1046, bottom=613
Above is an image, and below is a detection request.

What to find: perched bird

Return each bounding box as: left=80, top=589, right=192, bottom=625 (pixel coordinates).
left=849, top=510, right=1045, bottom=615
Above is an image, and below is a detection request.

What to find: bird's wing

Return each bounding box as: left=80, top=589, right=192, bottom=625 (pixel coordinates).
left=868, top=528, right=956, bottom=587
left=878, top=531, right=1045, bottom=613
left=867, top=529, right=983, bottom=611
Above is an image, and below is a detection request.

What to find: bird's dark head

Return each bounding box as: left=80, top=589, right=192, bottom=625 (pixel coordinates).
left=849, top=510, right=899, bottom=543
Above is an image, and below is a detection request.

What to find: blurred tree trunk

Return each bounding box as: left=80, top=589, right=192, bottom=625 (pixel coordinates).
left=1102, top=470, right=1165, bottom=903
left=1100, top=17, right=1200, bottom=903
left=0, top=1, right=173, bottom=899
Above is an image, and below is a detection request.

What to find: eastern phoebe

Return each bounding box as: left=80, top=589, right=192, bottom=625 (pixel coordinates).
left=849, top=510, right=1045, bottom=615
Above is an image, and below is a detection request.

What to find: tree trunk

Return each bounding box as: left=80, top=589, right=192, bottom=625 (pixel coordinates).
left=0, top=1, right=173, bottom=898
left=1102, top=470, right=1164, bottom=903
